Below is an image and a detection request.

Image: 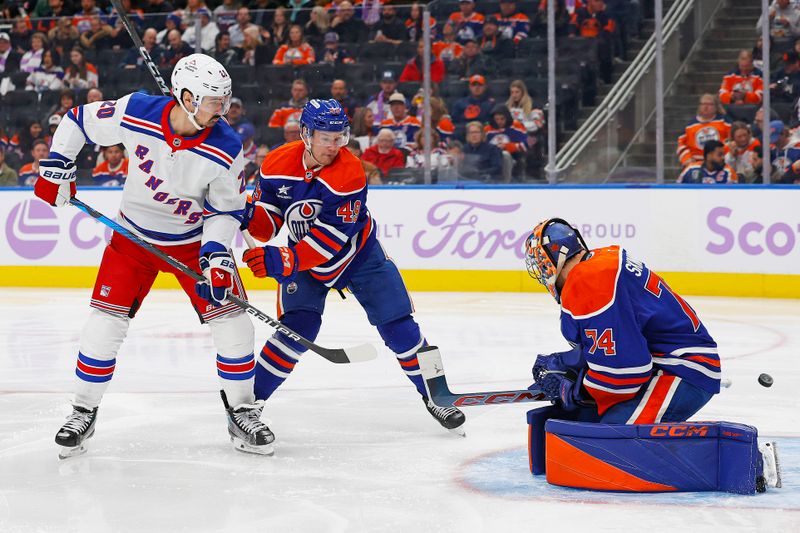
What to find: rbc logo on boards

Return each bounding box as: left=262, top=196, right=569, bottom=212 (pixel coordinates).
left=5, top=199, right=59, bottom=259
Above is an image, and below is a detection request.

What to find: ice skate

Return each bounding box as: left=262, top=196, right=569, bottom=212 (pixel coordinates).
left=757, top=441, right=782, bottom=492
left=423, top=397, right=466, bottom=437
left=220, top=390, right=275, bottom=456
left=55, top=405, right=98, bottom=459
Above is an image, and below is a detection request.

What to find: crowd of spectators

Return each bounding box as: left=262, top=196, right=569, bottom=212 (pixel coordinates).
left=0, top=0, right=645, bottom=186
left=675, top=0, right=800, bottom=184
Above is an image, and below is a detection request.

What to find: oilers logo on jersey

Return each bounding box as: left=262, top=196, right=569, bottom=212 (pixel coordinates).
left=694, top=126, right=721, bottom=147
left=285, top=200, right=323, bottom=241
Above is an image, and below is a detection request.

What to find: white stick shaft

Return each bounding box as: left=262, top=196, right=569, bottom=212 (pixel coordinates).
left=242, top=229, right=257, bottom=249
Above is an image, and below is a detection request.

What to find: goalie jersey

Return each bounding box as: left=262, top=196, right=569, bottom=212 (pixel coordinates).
left=48, top=92, right=247, bottom=246
left=559, top=246, right=721, bottom=415
left=250, top=140, right=377, bottom=289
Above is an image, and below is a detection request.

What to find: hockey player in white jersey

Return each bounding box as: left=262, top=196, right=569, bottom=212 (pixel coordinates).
left=34, top=54, right=274, bottom=457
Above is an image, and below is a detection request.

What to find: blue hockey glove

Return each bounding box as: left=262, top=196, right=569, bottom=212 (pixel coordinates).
left=195, top=242, right=235, bottom=307
left=242, top=245, right=298, bottom=283
left=531, top=346, right=588, bottom=411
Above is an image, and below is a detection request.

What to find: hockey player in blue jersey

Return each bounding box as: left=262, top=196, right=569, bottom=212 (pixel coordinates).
left=525, top=218, right=721, bottom=424
left=240, top=99, right=466, bottom=440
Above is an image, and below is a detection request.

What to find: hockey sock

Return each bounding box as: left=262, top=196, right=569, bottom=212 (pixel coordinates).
left=209, top=312, right=255, bottom=406
left=73, top=309, right=130, bottom=409
left=377, top=316, right=427, bottom=396
left=255, top=310, right=321, bottom=401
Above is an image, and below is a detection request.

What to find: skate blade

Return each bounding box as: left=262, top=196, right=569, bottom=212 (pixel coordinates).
left=448, top=425, right=466, bottom=438
left=58, top=444, right=88, bottom=460
left=231, top=437, right=275, bottom=456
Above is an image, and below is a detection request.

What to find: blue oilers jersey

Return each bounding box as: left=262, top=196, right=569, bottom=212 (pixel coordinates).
left=48, top=92, right=247, bottom=247
left=252, top=140, right=377, bottom=289
left=559, top=246, right=721, bottom=415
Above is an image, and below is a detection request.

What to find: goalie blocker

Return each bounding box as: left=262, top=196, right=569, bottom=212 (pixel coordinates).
left=527, top=405, right=780, bottom=494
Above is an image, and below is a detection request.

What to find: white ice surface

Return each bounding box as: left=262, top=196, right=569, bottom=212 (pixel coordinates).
left=0, top=289, right=798, bottom=532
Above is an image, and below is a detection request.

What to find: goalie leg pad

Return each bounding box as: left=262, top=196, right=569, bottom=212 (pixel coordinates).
left=73, top=309, right=130, bottom=409
left=543, top=419, right=761, bottom=494
left=209, top=310, right=255, bottom=406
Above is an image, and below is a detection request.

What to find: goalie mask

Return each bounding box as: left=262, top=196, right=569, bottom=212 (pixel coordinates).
left=525, top=218, right=588, bottom=303
left=171, top=54, right=232, bottom=130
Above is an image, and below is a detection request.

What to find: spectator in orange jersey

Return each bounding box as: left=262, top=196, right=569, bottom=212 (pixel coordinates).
left=448, top=0, right=485, bottom=44
left=92, top=144, right=129, bottom=186
left=719, top=50, right=764, bottom=105
left=273, top=24, right=316, bottom=64
left=432, top=23, right=463, bottom=64
left=17, top=139, right=49, bottom=186
left=400, top=39, right=445, bottom=83
left=725, top=121, right=761, bottom=183
left=677, top=94, right=731, bottom=167
left=63, top=47, right=98, bottom=89
left=569, top=0, right=616, bottom=83
left=379, top=92, right=422, bottom=150
left=269, top=79, right=310, bottom=127
left=362, top=128, right=406, bottom=175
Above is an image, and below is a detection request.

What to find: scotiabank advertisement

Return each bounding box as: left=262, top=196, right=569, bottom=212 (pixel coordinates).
left=2, top=188, right=798, bottom=277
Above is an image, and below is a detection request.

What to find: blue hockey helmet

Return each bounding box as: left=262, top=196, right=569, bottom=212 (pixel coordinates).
left=524, top=218, right=588, bottom=303
left=300, top=98, right=350, bottom=148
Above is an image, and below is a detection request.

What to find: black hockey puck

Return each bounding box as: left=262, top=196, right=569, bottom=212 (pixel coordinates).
left=758, top=373, right=774, bottom=388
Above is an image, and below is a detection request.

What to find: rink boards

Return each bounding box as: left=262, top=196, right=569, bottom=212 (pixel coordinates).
left=2, top=185, right=798, bottom=297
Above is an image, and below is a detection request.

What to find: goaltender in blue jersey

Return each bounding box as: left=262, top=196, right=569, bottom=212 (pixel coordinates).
left=525, top=218, right=720, bottom=424
left=523, top=218, right=781, bottom=494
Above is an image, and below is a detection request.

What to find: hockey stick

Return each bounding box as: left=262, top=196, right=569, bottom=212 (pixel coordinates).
left=418, top=346, right=733, bottom=408
left=418, top=346, right=547, bottom=407
left=109, top=0, right=170, bottom=95
left=101, top=4, right=376, bottom=363
left=70, top=197, right=378, bottom=364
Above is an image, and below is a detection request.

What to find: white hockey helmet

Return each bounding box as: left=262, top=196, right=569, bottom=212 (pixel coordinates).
left=171, top=53, right=232, bottom=129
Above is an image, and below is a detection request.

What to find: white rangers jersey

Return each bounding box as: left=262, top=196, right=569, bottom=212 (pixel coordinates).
left=49, top=92, right=247, bottom=247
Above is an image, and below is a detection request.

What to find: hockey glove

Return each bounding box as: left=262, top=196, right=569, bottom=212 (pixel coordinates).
left=195, top=242, right=235, bottom=307
left=531, top=347, right=588, bottom=411
left=35, top=158, right=77, bottom=207
left=242, top=245, right=298, bottom=283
